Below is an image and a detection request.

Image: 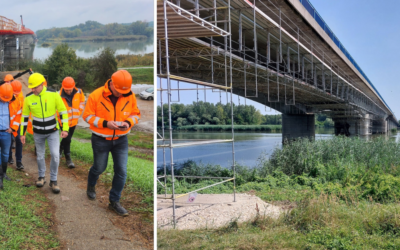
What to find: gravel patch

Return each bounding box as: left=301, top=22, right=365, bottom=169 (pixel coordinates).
left=157, top=193, right=281, bottom=230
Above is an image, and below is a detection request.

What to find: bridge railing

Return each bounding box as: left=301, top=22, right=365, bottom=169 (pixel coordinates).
left=0, top=16, right=34, bottom=35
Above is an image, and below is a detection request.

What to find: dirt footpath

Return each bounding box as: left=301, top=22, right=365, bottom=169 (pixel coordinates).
left=18, top=151, right=146, bottom=249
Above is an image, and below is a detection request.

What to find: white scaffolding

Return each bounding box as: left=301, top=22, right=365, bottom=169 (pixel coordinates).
left=157, top=0, right=236, bottom=228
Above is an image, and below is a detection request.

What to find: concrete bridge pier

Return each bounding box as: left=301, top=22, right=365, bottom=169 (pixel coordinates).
left=282, top=114, right=315, bottom=143
left=372, top=118, right=387, bottom=134
left=333, top=115, right=372, bottom=136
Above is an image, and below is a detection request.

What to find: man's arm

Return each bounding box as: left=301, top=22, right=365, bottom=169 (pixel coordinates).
left=55, top=93, right=69, bottom=132
left=124, top=95, right=141, bottom=129
left=20, top=96, right=31, bottom=136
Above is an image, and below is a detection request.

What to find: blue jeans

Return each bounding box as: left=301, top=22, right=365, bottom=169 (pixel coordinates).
left=88, top=134, right=128, bottom=202
left=0, top=131, right=11, bottom=176
left=9, top=127, right=22, bottom=162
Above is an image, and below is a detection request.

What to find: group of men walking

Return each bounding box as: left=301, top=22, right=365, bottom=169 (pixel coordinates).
left=0, top=70, right=140, bottom=216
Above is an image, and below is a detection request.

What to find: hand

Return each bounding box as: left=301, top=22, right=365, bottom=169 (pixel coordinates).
left=118, top=122, right=130, bottom=131
left=20, top=135, right=25, bottom=144
left=6, top=128, right=12, bottom=134
left=61, top=131, right=68, bottom=138
left=107, top=121, right=119, bottom=130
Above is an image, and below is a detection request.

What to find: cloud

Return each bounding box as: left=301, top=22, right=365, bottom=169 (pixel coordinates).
left=2, top=0, right=154, bottom=32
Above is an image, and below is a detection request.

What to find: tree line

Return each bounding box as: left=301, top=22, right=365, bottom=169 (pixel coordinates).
left=157, top=102, right=282, bottom=127
left=36, top=20, right=153, bottom=40
left=21, top=44, right=123, bottom=91
left=157, top=102, right=335, bottom=128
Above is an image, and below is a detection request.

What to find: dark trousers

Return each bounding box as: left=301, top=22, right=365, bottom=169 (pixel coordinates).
left=87, top=134, right=128, bottom=202
left=9, top=127, right=22, bottom=162
left=60, top=125, right=76, bottom=155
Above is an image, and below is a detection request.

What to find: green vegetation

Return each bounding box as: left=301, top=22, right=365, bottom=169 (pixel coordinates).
left=158, top=102, right=334, bottom=129
left=175, top=124, right=281, bottom=132
left=0, top=169, right=59, bottom=249
left=315, top=113, right=334, bottom=128
left=391, top=128, right=397, bottom=133
left=69, top=140, right=153, bottom=193
left=127, top=68, right=153, bottom=84
left=41, top=42, right=51, bottom=47
left=116, top=53, right=153, bottom=67
left=19, top=44, right=154, bottom=91
left=36, top=20, right=153, bottom=41
left=158, top=136, right=400, bottom=249
left=158, top=102, right=266, bottom=127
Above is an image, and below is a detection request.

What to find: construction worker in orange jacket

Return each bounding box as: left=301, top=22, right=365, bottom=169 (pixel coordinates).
left=8, top=80, right=24, bottom=170
left=0, top=83, right=21, bottom=189
left=58, top=77, right=85, bottom=168
left=83, top=69, right=140, bottom=216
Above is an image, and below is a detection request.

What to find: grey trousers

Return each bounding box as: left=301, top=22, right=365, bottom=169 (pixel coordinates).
left=34, top=130, right=60, bottom=181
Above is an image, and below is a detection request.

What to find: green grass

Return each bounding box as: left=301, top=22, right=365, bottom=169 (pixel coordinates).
left=0, top=169, right=59, bottom=249
left=127, top=68, right=154, bottom=84
left=69, top=139, right=153, bottom=193
left=174, top=124, right=282, bottom=132
left=158, top=136, right=400, bottom=249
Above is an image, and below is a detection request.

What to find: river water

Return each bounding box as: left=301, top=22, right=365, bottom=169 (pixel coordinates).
left=33, top=39, right=154, bottom=60
left=157, top=128, right=399, bottom=170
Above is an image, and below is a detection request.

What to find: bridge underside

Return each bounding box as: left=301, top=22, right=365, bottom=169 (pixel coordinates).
left=158, top=0, right=398, bottom=140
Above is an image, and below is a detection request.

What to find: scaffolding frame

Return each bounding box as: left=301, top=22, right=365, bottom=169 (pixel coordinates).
left=157, top=0, right=236, bottom=229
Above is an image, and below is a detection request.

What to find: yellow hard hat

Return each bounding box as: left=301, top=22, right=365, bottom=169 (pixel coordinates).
left=28, top=73, right=46, bottom=88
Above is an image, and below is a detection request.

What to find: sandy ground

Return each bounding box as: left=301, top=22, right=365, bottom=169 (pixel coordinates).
left=157, top=193, right=282, bottom=230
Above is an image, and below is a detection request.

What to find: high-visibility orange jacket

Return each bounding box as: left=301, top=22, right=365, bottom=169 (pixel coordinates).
left=57, top=87, right=85, bottom=127
left=9, top=95, right=22, bottom=137
left=16, top=92, right=24, bottom=109
left=82, top=80, right=140, bottom=140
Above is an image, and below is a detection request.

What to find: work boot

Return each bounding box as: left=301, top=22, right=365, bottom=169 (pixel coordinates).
left=36, top=177, right=46, bottom=187
left=49, top=181, right=60, bottom=194
left=2, top=163, right=9, bottom=181
left=109, top=201, right=129, bottom=216
left=65, top=154, right=75, bottom=169
left=8, top=158, right=14, bottom=164
left=3, top=174, right=11, bottom=181
left=87, top=184, right=96, bottom=200
left=16, top=162, right=24, bottom=170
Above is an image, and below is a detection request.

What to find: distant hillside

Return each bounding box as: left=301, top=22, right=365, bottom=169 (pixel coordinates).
left=36, top=20, right=153, bottom=40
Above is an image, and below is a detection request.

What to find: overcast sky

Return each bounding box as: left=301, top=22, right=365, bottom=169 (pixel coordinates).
left=3, top=0, right=154, bottom=32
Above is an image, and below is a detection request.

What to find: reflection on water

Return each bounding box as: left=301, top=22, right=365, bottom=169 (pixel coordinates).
left=34, top=38, right=154, bottom=60
left=157, top=128, right=399, bottom=169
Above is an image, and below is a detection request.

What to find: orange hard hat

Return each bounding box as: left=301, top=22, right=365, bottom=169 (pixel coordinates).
left=62, top=77, right=75, bottom=90
left=4, top=74, right=14, bottom=82
left=10, top=80, right=22, bottom=94
left=0, top=83, right=13, bottom=102
left=111, top=70, right=132, bottom=94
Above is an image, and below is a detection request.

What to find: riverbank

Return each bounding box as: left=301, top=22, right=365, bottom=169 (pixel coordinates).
left=158, top=136, right=400, bottom=249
